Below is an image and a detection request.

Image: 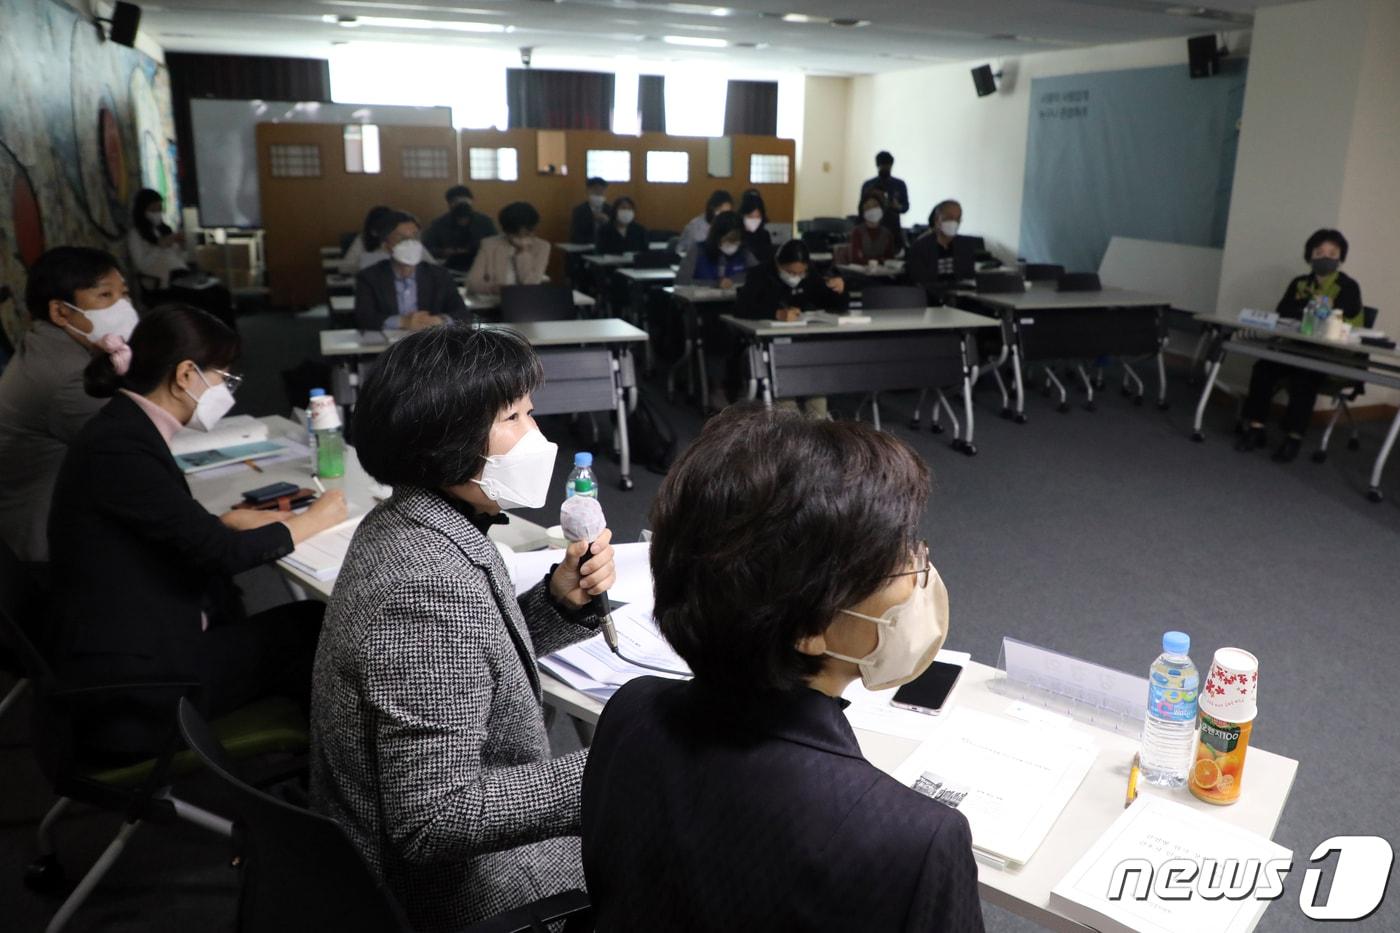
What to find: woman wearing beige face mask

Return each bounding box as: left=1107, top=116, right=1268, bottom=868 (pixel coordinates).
left=579, top=406, right=984, bottom=933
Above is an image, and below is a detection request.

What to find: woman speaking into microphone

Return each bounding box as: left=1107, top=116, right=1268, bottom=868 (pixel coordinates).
left=309, top=324, right=615, bottom=932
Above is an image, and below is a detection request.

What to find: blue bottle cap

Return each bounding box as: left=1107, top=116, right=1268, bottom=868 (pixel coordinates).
left=574, top=452, right=593, bottom=468
left=309, top=388, right=326, bottom=398
left=1162, top=631, right=1190, bottom=655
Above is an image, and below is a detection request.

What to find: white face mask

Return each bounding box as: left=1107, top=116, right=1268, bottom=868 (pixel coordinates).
left=146, top=210, right=165, bottom=227
left=588, top=194, right=606, bottom=210
left=472, top=427, right=558, bottom=510
left=64, top=298, right=139, bottom=346
left=939, top=220, right=960, bottom=238
left=779, top=270, right=804, bottom=288
left=616, top=209, right=635, bottom=226
left=719, top=241, right=741, bottom=257
left=864, top=207, right=884, bottom=225
left=825, top=564, right=949, bottom=691
left=743, top=215, right=763, bottom=233
left=182, top=367, right=236, bottom=433
left=392, top=239, right=424, bottom=266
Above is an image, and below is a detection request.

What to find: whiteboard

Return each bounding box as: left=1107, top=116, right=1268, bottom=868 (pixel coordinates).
left=191, top=99, right=453, bottom=228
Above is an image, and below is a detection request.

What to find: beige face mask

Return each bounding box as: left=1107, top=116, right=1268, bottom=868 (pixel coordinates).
left=825, top=564, right=949, bottom=691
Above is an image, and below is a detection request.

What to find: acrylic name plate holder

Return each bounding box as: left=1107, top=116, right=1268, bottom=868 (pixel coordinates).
left=988, top=637, right=1147, bottom=739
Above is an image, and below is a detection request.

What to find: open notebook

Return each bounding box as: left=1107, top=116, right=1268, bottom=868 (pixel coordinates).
left=280, top=516, right=364, bottom=581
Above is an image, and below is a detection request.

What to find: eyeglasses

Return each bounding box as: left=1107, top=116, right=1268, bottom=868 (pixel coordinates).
left=884, top=539, right=931, bottom=589
left=213, top=369, right=243, bottom=395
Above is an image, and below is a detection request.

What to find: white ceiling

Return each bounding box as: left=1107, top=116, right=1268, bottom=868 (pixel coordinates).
left=135, top=0, right=1292, bottom=76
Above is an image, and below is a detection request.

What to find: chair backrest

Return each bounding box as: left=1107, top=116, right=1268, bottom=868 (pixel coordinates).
left=800, top=230, right=833, bottom=252
left=1363, top=305, right=1379, bottom=328
left=634, top=250, right=679, bottom=269
left=176, top=699, right=411, bottom=933
left=0, top=541, right=50, bottom=681
left=810, top=216, right=851, bottom=236
left=1057, top=272, right=1102, bottom=292
left=1024, top=263, right=1064, bottom=282
left=861, top=285, right=928, bottom=311
left=976, top=271, right=1025, bottom=294
left=499, top=285, right=576, bottom=324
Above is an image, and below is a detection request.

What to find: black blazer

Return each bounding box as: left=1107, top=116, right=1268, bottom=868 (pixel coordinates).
left=582, top=677, right=986, bottom=932
left=1276, top=271, right=1362, bottom=321
left=736, top=263, right=848, bottom=320
left=596, top=222, right=649, bottom=255
left=570, top=201, right=608, bottom=246
left=47, top=394, right=293, bottom=678
left=353, top=261, right=469, bottom=331
left=908, top=234, right=978, bottom=294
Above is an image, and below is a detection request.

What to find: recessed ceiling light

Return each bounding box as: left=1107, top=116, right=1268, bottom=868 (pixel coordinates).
left=350, top=15, right=510, bottom=33
left=662, top=34, right=728, bottom=47
left=780, top=13, right=827, bottom=24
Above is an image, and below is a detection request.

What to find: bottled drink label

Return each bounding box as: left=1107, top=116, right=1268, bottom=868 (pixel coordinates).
left=1148, top=668, right=1199, bottom=723
left=1190, top=710, right=1251, bottom=805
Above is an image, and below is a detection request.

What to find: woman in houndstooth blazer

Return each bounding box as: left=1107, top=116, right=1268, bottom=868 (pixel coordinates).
left=310, top=325, right=616, bottom=932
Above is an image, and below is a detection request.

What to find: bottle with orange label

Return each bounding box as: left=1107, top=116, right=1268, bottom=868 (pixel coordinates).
left=1190, top=647, right=1259, bottom=805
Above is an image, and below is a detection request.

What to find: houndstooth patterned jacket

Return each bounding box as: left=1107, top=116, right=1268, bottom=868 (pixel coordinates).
left=309, top=486, right=599, bottom=932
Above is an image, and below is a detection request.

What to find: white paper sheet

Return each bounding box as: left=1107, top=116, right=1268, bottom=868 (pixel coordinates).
left=508, top=540, right=653, bottom=606
left=281, top=516, right=364, bottom=580
left=539, top=600, right=689, bottom=702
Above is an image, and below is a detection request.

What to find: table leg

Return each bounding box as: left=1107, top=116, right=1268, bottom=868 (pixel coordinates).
left=1366, top=406, right=1400, bottom=502
left=1156, top=350, right=1169, bottom=410
left=1075, top=364, right=1097, bottom=412
left=1010, top=341, right=1028, bottom=424
left=667, top=297, right=692, bottom=402
left=1192, top=358, right=1224, bottom=441
left=693, top=304, right=710, bottom=412
left=613, top=350, right=634, bottom=491
left=961, top=353, right=978, bottom=456
left=1045, top=367, right=1069, bottom=413
left=762, top=346, right=775, bottom=408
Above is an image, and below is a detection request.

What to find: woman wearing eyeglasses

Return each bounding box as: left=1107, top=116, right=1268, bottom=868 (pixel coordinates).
left=580, top=406, right=984, bottom=932
left=47, top=304, right=347, bottom=762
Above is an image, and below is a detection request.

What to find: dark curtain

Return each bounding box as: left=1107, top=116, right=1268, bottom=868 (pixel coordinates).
left=506, top=69, right=615, bottom=130
left=639, top=75, right=666, bottom=133
left=166, top=53, right=331, bottom=207
left=723, top=80, right=779, bottom=136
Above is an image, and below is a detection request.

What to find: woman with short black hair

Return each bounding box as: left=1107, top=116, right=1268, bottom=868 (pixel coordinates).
left=596, top=196, right=648, bottom=255
left=126, top=188, right=236, bottom=329
left=338, top=204, right=394, bottom=274
left=737, top=190, right=775, bottom=264
left=581, top=406, right=983, bottom=931
left=677, top=188, right=735, bottom=256
left=310, top=324, right=617, bottom=932
left=1238, top=227, right=1364, bottom=461
left=467, top=201, right=551, bottom=295
left=675, top=210, right=757, bottom=287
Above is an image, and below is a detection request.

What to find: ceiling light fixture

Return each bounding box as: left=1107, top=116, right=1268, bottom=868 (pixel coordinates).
left=662, top=34, right=728, bottom=47
left=346, top=15, right=511, bottom=33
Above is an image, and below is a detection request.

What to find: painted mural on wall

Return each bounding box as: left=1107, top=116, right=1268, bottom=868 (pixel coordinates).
left=0, top=0, right=177, bottom=349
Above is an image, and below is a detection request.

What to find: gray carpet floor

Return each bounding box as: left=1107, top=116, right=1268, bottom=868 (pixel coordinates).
left=3, top=307, right=1397, bottom=931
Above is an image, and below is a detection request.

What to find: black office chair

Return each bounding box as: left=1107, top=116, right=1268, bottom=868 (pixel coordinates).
left=809, top=216, right=851, bottom=236
left=1314, top=304, right=1381, bottom=463
left=1024, top=263, right=1065, bottom=282
left=1057, top=272, right=1102, bottom=292
left=499, top=285, right=575, bottom=324
left=976, top=271, right=1024, bottom=294
left=801, top=230, right=834, bottom=252
left=647, top=229, right=678, bottom=244
left=175, top=699, right=592, bottom=933
left=633, top=249, right=679, bottom=269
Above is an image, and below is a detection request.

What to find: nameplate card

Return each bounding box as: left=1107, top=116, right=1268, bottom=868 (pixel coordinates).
left=1237, top=308, right=1279, bottom=329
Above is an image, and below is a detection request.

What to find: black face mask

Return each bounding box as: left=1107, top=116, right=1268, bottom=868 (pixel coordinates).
left=878, top=167, right=891, bottom=177
left=1310, top=257, right=1340, bottom=276
left=452, top=203, right=474, bottom=221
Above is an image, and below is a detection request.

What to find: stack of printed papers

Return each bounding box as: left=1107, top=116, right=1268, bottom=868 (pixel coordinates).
left=539, top=601, right=689, bottom=703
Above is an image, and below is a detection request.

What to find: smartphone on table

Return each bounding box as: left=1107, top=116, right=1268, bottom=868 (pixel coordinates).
left=891, top=660, right=963, bottom=716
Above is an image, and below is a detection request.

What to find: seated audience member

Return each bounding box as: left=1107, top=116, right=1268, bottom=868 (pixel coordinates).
left=1238, top=228, right=1364, bottom=462
left=738, top=190, right=776, bottom=265
left=596, top=197, right=648, bottom=255
left=677, top=189, right=735, bottom=256
left=338, top=205, right=393, bottom=275
left=424, top=186, right=498, bottom=273
left=676, top=211, right=757, bottom=287
left=908, top=200, right=977, bottom=298
left=0, top=248, right=135, bottom=566
left=468, top=202, right=552, bottom=296
left=310, top=324, right=616, bottom=932
left=850, top=192, right=899, bottom=264
left=582, top=406, right=983, bottom=932
left=570, top=177, right=611, bottom=245
left=48, top=305, right=347, bottom=762
left=354, top=212, right=467, bottom=332
left=126, top=189, right=235, bottom=329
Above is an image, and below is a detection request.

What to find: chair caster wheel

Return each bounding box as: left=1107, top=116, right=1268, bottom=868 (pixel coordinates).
left=1133, top=396, right=1144, bottom=407
left=950, top=439, right=965, bottom=452
left=1121, top=387, right=1131, bottom=397
left=907, top=418, right=921, bottom=430
left=1347, top=437, right=1361, bottom=451
left=1157, top=401, right=1170, bottom=411
left=619, top=477, right=635, bottom=491
left=1367, top=488, right=1383, bottom=503
left=1057, top=402, right=1070, bottom=414
left=1014, top=413, right=1028, bottom=425
left=930, top=424, right=944, bottom=435
left=1000, top=407, right=1014, bottom=420
left=963, top=443, right=978, bottom=457
left=25, top=854, right=65, bottom=894
left=1084, top=402, right=1097, bottom=412
left=1312, top=451, right=1328, bottom=464
left=1190, top=432, right=1205, bottom=442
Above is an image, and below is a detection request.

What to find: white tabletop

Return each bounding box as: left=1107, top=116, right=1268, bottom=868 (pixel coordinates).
left=329, top=294, right=353, bottom=312
left=583, top=253, right=638, bottom=268
left=185, top=416, right=550, bottom=598
left=722, top=306, right=997, bottom=339
left=837, top=262, right=905, bottom=278
left=617, top=268, right=678, bottom=283
left=320, top=320, right=646, bottom=357
left=460, top=288, right=596, bottom=310
left=556, top=242, right=597, bottom=254
left=321, top=257, right=340, bottom=272
left=809, top=251, right=834, bottom=262
left=1195, top=312, right=1400, bottom=363
left=320, top=246, right=342, bottom=259
left=325, top=273, right=354, bottom=288
left=961, top=284, right=1170, bottom=311
left=540, top=660, right=1297, bottom=929
left=668, top=285, right=738, bottom=303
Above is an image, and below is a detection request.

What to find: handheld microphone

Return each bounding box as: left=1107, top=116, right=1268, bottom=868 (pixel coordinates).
left=559, top=495, right=617, bottom=651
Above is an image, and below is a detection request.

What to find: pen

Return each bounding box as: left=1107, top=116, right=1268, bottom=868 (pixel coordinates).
left=244, top=459, right=264, bottom=473
left=1125, top=753, right=1140, bottom=809
left=312, top=475, right=326, bottom=494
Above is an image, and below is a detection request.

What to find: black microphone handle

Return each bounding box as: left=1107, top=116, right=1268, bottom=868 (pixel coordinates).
left=577, top=543, right=617, bottom=650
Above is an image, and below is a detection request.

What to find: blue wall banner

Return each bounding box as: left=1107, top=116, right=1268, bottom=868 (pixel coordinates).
left=1018, top=61, right=1246, bottom=273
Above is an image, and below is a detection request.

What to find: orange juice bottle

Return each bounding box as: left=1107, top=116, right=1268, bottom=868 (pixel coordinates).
left=1189, top=709, right=1253, bottom=805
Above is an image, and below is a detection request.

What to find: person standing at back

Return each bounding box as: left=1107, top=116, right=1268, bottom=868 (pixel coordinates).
left=859, top=151, right=909, bottom=245
left=569, top=177, right=611, bottom=245
left=0, top=247, right=136, bottom=568
left=423, top=186, right=498, bottom=273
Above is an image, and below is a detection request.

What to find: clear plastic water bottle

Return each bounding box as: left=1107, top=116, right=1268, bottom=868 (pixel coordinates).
left=1300, top=298, right=1317, bottom=336
left=1140, top=631, right=1200, bottom=788
left=1314, top=295, right=1333, bottom=335
left=309, top=393, right=345, bottom=479
left=565, top=452, right=597, bottom=499
left=306, top=388, right=325, bottom=472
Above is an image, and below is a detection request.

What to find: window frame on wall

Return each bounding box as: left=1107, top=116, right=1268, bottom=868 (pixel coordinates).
left=585, top=149, right=632, bottom=183
left=343, top=124, right=381, bottom=174
left=268, top=143, right=323, bottom=178
left=748, top=153, right=790, bottom=185
left=401, top=145, right=453, bottom=180
left=645, top=150, right=690, bottom=184
left=468, top=147, right=520, bottom=182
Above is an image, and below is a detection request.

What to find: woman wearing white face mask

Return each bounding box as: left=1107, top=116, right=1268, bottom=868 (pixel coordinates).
left=580, top=407, right=984, bottom=931
left=126, top=188, right=237, bottom=330
left=0, top=247, right=138, bottom=567
left=596, top=196, right=649, bottom=255
left=47, top=304, right=348, bottom=764
left=850, top=192, right=899, bottom=264
left=467, top=201, right=552, bottom=296
left=675, top=211, right=757, bottom=288
left=737, top=190, right=776, bottom=264
left=310, top=324, right=617, bottom=932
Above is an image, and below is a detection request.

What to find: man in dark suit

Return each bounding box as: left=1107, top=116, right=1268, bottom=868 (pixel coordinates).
left=859, top=150, right=910, bottom=245
left=568, top=177, right=611, bottom=245
left=353, top=212, right=469, bottom=331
